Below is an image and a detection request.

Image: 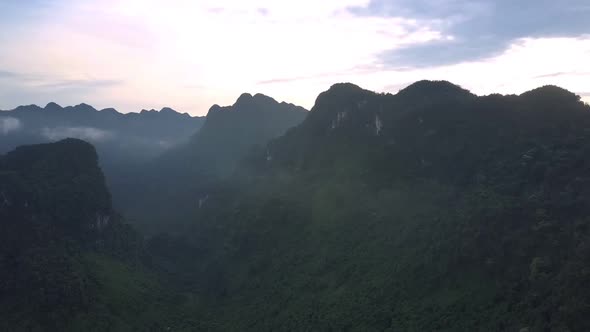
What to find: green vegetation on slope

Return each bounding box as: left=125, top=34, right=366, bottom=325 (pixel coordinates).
left=0, top=139, right=198, bottom=331
left=4, top=82, right=590, bottom=331
left=153, top=82, right=590, bottom=331
left=120, top=92, right=307, bottom=234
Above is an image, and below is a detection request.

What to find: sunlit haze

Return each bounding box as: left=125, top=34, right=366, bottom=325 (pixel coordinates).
left=1, top=0, right=589, bottom=115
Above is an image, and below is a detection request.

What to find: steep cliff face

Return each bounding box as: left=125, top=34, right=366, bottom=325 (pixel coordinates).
left=119, top=93, right=308, bottom=234
left=0, top=139, right=134, bottom=331
left=180, top=92, right=308, bottom=176
left=181, top=82, right=590, bottom=331
left=0, top=138, right=113, bottom=238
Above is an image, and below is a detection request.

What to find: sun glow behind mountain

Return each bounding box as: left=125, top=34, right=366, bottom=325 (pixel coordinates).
left=0, top=0, right=589, bottom=114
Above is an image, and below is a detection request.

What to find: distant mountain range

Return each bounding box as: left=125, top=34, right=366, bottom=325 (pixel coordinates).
left=0, top=102, right=205, bottom=164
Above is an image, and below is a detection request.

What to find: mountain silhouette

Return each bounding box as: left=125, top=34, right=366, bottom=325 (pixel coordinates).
left=5, top=82, right=590, bottom=331
left=119, top=92, right=307, bottom=233
left=180, top=81, right=590, bottom=331
left=0, top=102, right=204, bottom=163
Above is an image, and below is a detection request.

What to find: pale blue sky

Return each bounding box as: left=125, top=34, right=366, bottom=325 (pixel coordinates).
left=0, top=0, right=589, bottom=115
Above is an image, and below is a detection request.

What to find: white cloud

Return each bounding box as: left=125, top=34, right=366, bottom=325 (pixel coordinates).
left=385, top=37, right=590, bottom=97
left=0, top=116, right=22, bottom=135
left=281, top=36, right=590, bottom=103
left=41, top=127, right=113, bottom=142
left=0, top=0, right=444, bottom=113
left=0, top=2, right=588, bottom=113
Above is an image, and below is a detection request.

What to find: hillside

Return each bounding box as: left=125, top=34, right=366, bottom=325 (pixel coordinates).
left=0, top=139, right=193, bottom=331
left=161, top=81, right=590, bottom=331
left=4, top=82, right=590, bottom=331
left=119, top=93, right=307, bottom=233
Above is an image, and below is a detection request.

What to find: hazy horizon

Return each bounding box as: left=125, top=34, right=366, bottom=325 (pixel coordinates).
left=3, top=3, right=590, bottom=330
left=1, top=0, right=589, bottom=115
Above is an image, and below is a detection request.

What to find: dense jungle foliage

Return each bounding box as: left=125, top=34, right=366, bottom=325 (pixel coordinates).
left=3, top=82, right=590, bottom=331
left=165, top=82, right=590, bottom=331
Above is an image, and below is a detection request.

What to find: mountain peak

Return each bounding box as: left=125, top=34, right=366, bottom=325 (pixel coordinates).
left=520, top=85, right=582, bottom=104
left=1, top=137, right=113, bottom=235
left=14, top=104, right=43, bottom=112
left=73, top=103, right=97, bottom=112
left=322, top=83, right=369, bottom=98
left=235, top=93, right=254, bottom=106
left=160, top=107, right=177, bottom=114
left=329, top=82, right=363, bottom=92
left=312, top=83, right=374, bottom=112
left=45, top=102, right=63, bottom=111
left=397, top=80, right=474, bottom=99
left=208, top=104, right=223, bottom=114
left=252, top=93, right=277, bottom=104
left=233, top=93, right=283, bottom=110
left=100, top=107, right=120, bottom=115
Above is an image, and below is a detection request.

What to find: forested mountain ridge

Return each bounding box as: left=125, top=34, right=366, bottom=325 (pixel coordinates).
left=163, top=92, right=307, bottom=177
left=0, top=139, right=113, bottom=243
left=0, top=102, right=204, bottom=170
left=0, top=139, right=183, bottom=331
left=0, top=102, right=207, bottom=226
left=119, top=92, right=307, bottom=233
left=167, top=81, right=590, bottom=331
left=3, top=82, right=590, bottom=331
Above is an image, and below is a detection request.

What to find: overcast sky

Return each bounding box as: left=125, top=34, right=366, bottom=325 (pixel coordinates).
left=0, top=0, right=589, bottom=115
